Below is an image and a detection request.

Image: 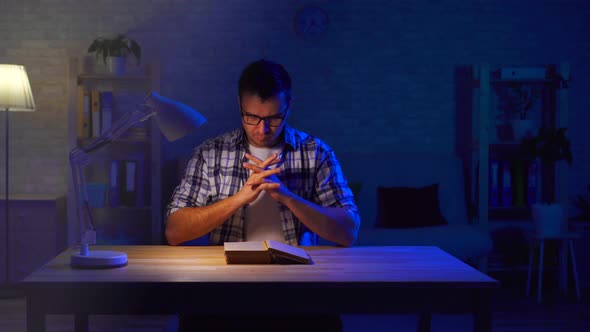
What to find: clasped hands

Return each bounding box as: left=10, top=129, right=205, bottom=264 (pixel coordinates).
left=236, top=153, right=292, bottom=205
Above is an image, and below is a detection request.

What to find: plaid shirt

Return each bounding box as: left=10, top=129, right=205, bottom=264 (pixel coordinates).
left=165, top=125, right=360, bottom=246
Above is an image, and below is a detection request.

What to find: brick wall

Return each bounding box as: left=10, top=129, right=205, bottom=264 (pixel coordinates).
left=0, top=0, right=589, bottom=215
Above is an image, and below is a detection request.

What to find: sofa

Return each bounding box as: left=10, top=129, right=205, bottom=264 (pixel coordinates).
left=325, top=152, right=492, bottom=264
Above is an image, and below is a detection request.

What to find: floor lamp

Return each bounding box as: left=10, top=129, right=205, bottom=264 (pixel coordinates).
left=0, top=65, right=36, bottom=282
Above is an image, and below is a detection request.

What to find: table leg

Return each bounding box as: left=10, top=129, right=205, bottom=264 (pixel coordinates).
left=526, top=239, right=535, bottom=296
left=569, top=240, right=581, bottom=302
left=26, top=296, right=45, bottom=332
left=560, top=240, right=569, bottom=294
left=417, top=312, right=431, bottom=332
left=537, top=240, right=544, bottom=304
left=75, top=314, right=89, bottom=332
left=473, top=296, right=492, bottom=332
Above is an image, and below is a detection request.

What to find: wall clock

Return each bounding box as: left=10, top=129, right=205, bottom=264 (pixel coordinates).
left=294, top=5, right=329, bottom=39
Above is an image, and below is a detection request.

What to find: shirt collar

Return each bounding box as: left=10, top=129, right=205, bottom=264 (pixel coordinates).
left=236, top=124, right=297, bottom=150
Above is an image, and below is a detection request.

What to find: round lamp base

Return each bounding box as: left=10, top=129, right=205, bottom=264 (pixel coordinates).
left=70, top=250, right=128, bottom=269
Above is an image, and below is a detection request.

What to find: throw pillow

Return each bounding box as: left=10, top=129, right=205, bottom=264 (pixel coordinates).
left=375, top=183, right=448, bottom=228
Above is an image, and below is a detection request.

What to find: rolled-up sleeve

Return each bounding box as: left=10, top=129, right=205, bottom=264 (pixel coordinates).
left=165, top=147, right=210, bottom=220
left=314, top=149, right=361, bottom=227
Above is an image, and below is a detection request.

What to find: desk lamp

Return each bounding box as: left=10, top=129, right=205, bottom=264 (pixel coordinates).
left=70, top=92, right=205, bottom=268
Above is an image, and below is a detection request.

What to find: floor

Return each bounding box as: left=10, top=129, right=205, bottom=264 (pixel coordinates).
left=1, top=285, right=589, bottom=332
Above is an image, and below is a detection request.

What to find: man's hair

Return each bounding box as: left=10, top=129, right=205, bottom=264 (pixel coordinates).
left=238, top=59, right=292, bottom=103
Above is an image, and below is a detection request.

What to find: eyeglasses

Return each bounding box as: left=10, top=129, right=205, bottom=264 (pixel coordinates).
left=240, top=108, right=289, bottom=127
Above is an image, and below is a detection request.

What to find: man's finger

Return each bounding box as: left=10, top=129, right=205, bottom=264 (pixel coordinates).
left=260, top=153, right=279, bottom=168
left=258, top=183, right=281, bottom=191
left=243, top=162, right=264, bottom=173
left=246, top=168, right=280, bottom=185
left=259, top=167, right=280, bottom=178
left=245, top=153, right=278, bottom=168
left=244, top=153, right=263, bottom=165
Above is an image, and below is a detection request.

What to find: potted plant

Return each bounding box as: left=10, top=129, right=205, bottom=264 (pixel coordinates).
left=572, top=184, right=590, bottom=221
left=521, top=127, right=572, bottom=234
left=87, top=34, right=141, bottom=75
left=496, top=84, right=538, bottom=140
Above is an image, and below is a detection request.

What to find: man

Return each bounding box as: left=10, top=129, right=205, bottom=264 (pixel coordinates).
left=166, top=59, right=360, bottom=331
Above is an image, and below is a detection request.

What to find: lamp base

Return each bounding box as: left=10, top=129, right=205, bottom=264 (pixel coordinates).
left=70, top=250, right=128, bottom=269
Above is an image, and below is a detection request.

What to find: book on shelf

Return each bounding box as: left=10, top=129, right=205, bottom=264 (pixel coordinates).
left=488, top=158, right=540, bottom=210
left=489, top=159, right=500, bottom=207
left=108, top=160, right=120, bottom=207
left=77, top=90, right=91, bottom=139
left=119, top=160, right=138, bottom=207
left=100, top=91, right=114, bottom=134
left=78, top=89, right=116, bottom=139
left=90, top=90, right=101, bottom=138
left=106, top=160, right=146, bottom=209
left=224, top=240, right=312, bottom=265
left=500, top=160, right=512, bottom=207
left=527, top=160, right=538, bottom=204
left=511, top=160, right=526, bottom=207
left=115, top=92, right=150, bottom=139
left=135, top=157, right=146, bottom=208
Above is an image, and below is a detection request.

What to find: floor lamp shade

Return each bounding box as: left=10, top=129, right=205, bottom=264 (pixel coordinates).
left=1, top=64, right=35, bottom=282
left=0, top=64, right=36, bottom=111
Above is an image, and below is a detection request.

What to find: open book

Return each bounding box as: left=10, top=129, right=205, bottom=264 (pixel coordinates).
left=224, top=240, right=312, bottom=264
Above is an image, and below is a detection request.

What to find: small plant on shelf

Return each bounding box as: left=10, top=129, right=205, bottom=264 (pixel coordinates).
left=497, top=84, right=538, bottom=121
left=573, top=185, right=590, bottom=220
left=87, top=34, right=141, bottom=75
left=87, top=34, right=141, bottom=65
left=495, top=83, right=540, bottom=140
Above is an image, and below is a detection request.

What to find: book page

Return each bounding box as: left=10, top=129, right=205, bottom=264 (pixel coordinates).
left=224, top=241, right=268, bottom=252
left=265, top=240, right=311, bottom=263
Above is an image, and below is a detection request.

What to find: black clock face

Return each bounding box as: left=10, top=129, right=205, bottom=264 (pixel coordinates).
left=294, top=5, right=329, bottom=39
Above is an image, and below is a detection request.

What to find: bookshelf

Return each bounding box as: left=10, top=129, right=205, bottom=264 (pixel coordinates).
left=66, top=57, right=163, bottom=246
left=471, top=63, right=570, bottom=272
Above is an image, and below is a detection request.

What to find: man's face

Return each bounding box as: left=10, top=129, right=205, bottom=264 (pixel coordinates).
left=240, top=92, right=290, bottom=148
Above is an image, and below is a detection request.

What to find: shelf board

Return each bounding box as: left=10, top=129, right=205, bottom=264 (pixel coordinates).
left=78, top=73, right=150, bottom=82
left=2, top=194, right=65, bottom=201
left=490, top=78, right=554, bottom=84
left=490, top=206, right=529, bottom=211
left=489, top=142, right=522, bottom=146
left=78, top=136, right=151, bottom=145
left=89, top=206, right=151, bottom=211
left=489, top=206, right=531, bottom=220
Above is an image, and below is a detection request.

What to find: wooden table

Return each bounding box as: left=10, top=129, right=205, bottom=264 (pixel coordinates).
left=21, top=245, right=498, bottom=332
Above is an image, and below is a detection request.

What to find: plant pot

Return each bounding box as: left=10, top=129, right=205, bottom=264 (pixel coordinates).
left=532, top=203, right=567, bottom=235
left=107, top=56, right=126, bottom=75
left=511, top=119, right=534, bottom=140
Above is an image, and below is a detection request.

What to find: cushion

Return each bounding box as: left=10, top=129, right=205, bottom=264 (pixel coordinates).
left=376, top=184, right=448, bottom=228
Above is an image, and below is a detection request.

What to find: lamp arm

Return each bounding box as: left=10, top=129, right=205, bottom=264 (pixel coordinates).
left=82, top=104, right=156, bottom=154
left=69, top=150, right=96, bottom=246
left=69, top=103, right=157, bottom=248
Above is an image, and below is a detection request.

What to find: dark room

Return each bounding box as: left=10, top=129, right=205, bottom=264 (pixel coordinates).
left=1, top=0, right=589, bottom=331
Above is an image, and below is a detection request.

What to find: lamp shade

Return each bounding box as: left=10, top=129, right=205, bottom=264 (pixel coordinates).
left=0, top=64, right=36, bottom=112
left=146, top=92, right=206, bottom=141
